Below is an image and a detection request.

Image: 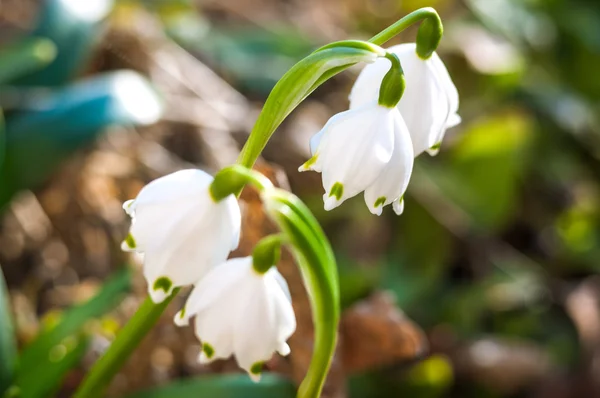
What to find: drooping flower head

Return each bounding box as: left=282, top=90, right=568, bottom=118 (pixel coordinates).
left=300, top=100, right=413, bottom=215
left=350, top=43, right=460, bottom=157
left=122, top=169, right=241, bottom=303
left=175, top=256, right=295, bottom=381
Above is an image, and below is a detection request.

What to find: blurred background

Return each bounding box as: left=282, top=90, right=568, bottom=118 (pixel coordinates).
left=1, top=0, right=600, bottom=397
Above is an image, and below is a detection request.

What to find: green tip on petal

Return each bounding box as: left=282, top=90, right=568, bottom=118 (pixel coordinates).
left=329, top=182, right=344, bottom=200
left=374, top=196, right=387, bottom=208
left=179, top=307, right=186, bottom=319
left=430, top=142, right=441, bottom=150
left=123, top=233, right=136, bottom=249
left=152, top=277, right=173, bottom=294
left=300, top=154, right=318, bottom=171
left=250, top=361, right=264, bottom=376
left=202, top=343, right=215, bottom=359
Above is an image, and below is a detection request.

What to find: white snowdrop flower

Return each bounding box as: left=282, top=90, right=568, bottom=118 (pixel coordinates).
left=300, top=101, right=413, bottom=214
left=121, top=169, right=241, bottom=303
left=299, top=102, right=396, bottom=211
left=363, top=111, right=413, bottom=216
left=174, top=257, right=295, bottom=381
left=349, top=43, right=460, bottom=157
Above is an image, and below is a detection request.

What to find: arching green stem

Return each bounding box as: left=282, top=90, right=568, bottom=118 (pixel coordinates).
left=369, top=7, right=443, bottom=58
left=262, top=189, right=339, bottom=398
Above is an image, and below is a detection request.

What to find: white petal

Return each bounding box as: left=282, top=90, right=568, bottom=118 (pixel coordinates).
left=278, top=342, right=291, bottom=356
left=309, top=129, right=324, bottom=155
left=271, top=267, right=292, bottom=303
left=233, top=274, right=295, bottom=375
left=233, top=278, right=277, bottom=374
left=142, top=203, right=241, bottom=302
left=266, top=275, right=296, bottom=341
left=129, top=195, right=203, bottom=252
left=176, top=257, right=251, bottom=324
left=393, top=197, right=405, bottom=216
left=350, top=43, right=460, bottom=157
left=134, top=169, right=214, bottom=207
left=221, top=195, right=242, bottom=251
left=364, top=111, right=414, bottom=215
left=318, top=103, right=395, bottom=209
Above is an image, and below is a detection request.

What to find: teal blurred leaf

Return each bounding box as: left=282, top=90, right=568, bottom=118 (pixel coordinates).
left=16, top=0, right=113, bottom=86
left=0, top=71, right=162, bottom=208
left=0, top=267, right=17, bottom=396
left=0, top=38, right=57, bottom=85
left=124, top=373, right=296, bottom=398
left=15, top=267, right=131, bottom=393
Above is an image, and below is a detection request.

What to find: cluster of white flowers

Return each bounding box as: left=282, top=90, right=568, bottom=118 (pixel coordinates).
left=120, top=41, right=459, bottom=382
left=122, top=169, right=295, bottom=380
left=301, top=43, right=460, bottom=215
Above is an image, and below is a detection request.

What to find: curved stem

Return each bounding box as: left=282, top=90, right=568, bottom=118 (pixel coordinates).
left=263, top=190, right=338, bottom=398
left=73, top=290, right=179, bottom=398
left=368, top=7, right=442, bottom=47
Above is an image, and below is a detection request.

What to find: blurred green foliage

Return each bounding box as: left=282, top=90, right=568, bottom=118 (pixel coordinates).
left=2, top=0, right=600, bottom=396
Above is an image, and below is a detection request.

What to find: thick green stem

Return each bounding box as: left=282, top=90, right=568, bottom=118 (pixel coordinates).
left=263, top=190, right=339, bottom=398
left=73, top=290, right=179, bottom=398
left=368, top=7, right=443, bottom=58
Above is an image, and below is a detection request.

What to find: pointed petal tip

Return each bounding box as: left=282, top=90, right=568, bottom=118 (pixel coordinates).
left=198, top=352, right=211, bottom=364
left=120, top=241, right=132, bottom=252
left=173, top=311, right=189, bottom=327
left=278, top=342, right=291, bottom=356
left=323, top=195, right=338, bottom=211
left=148, top=286, right=170, bottom=304
left=122, top=199, right=135, bottom=215
left=249, top=373, right=261, bottom=383
left=393, top=199, right=405, bottom=216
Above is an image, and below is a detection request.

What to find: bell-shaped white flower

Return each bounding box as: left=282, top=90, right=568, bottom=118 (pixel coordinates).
left=301, top=101, right=413, bottom=214
left=363, top=112, right=413, bottom=215
left=349, top=43, right=460, bottom=157
left=121, top=169, right=241, bottom=303
left=174, top=257, right=295, bottom=381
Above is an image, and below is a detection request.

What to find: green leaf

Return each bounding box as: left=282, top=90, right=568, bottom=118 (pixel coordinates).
left=123, top=373, right=296, bottom=398
left=0, top=37, right=57, bottom=85
left=15, top=334, right=90, bottom=398
left=0, top=266, right=17, bottom=396
left=237, top=40, right=385, bottom=168
left=16, top=267, right=131, bottom=385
